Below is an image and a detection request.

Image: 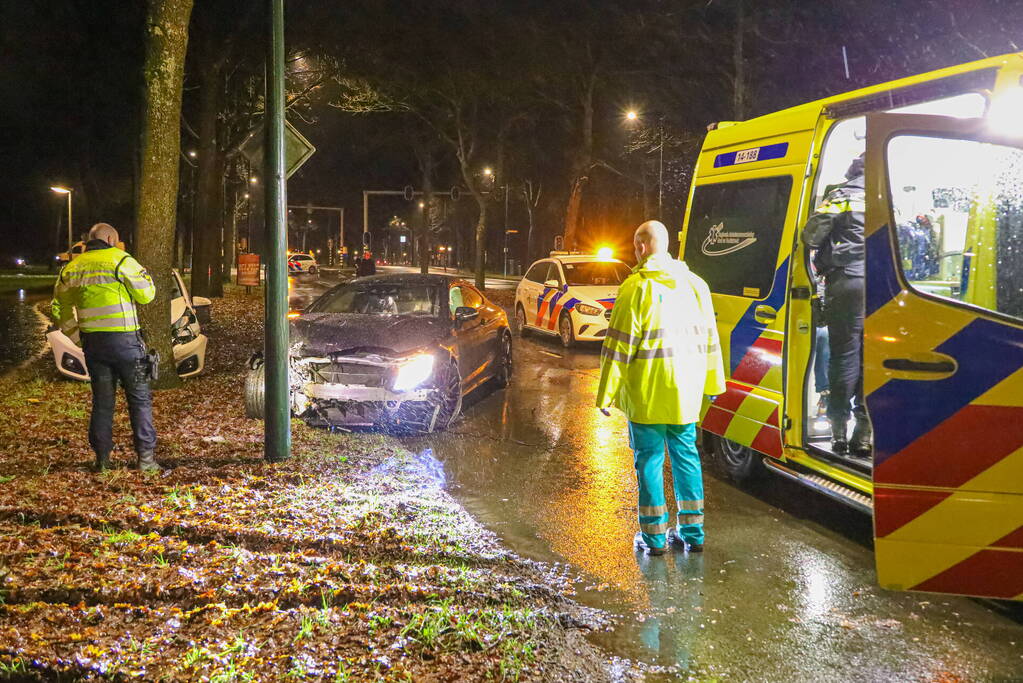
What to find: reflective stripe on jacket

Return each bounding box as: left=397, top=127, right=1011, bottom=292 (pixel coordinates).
left=596, top=253, right=725, bottom=424
left=52, top=243, right=156, bottom=334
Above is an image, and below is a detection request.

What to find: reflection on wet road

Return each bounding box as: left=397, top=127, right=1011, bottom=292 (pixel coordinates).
left=407, top=334, right=1023, bottom=680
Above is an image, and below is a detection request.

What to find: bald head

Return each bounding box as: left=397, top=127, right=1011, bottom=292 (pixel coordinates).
left=634, top=220, right=670, bottom=263
left=88, top=223, right=119, bottom=247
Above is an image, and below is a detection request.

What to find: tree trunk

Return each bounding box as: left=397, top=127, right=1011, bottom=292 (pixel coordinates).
left=733, top=0, right=746, bottom=121
left=523, top=182, right=537, bottom=263
left=135, top=0, right=194, bottom=389
left=473, top=194, right=487, bottom=289
left=221, top=182, right=237, bottom=283
left=563, top=72, right=595, bottom=251
left=414, top=143, right=436, bottom=275
left=190, top=50, right=225, bottom=298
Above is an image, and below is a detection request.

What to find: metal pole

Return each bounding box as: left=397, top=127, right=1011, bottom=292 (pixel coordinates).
left=66, top=191, right=73, bottom=251
left=339, top=207, right=344, bottom=266
left=503, top=184, right=509, bottom=276
left=657, top=119, right=664, bottom=220
left=362, top=191, right=369, bottom=245
left=263, top=0, right=290, bottom=462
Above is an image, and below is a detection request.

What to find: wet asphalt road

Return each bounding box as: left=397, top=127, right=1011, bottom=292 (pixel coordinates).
left=267, top=276, right=1023, bottom=679
left=0, top=288, right=50, bottom=375
left=402, top=332, right=1023, bottom=681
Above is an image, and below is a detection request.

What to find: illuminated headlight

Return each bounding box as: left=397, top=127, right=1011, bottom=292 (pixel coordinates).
left=392, top=354, right=435, bottom=392
left=575, top=303, right=602, bottom=316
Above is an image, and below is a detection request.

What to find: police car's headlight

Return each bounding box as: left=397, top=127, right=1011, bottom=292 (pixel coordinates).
left=575, top=303, right=602, bottom=316
left=392, top=354, right=434, bottom=392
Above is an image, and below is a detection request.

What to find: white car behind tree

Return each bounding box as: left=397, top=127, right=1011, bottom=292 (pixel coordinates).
left=46, top=269, right=209, bottom=380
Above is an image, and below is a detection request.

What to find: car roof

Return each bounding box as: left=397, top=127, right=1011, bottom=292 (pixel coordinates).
left=536, top=255, right=626, bottom=266
left=291, top=253, right=313, bottom=259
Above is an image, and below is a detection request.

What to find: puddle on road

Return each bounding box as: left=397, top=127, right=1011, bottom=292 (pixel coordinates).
left=404, top=338, right=1023, bottom=681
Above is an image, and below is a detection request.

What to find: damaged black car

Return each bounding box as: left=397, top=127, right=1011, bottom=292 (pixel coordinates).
left=244, top=274, right=513, bottom=432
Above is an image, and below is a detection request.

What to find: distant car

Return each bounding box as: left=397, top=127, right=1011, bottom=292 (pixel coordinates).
left=514, top=252, right=630, bottom=347
left=244, top=273, right=512, bottom=432
left=288, top=253, right=318, bottom=274
left=46, top=269, right=210, bottom=380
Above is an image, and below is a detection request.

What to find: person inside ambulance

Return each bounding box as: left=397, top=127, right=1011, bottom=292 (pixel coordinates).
left=802, top=153, right=872, bottom=458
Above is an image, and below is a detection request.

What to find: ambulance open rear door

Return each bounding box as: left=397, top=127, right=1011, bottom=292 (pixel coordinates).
left=864, top=112, right=1023, bottom=600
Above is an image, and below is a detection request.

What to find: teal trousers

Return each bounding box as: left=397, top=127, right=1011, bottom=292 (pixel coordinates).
left=628, top=421, right=704, bottom=549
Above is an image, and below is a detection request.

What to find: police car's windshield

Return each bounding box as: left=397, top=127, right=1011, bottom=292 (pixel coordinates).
left=562, top=261, right=630, bottom=286
left=308, top=283, right=442, bottom=316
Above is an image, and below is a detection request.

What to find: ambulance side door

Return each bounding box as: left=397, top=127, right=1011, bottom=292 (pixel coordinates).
left=865, top=112, right=1023, bottom=600
left=684, top=171, right=803, bottom=459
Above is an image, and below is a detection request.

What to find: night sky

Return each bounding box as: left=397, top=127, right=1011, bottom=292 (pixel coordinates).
left=1, top=0, right=1019, bottom=266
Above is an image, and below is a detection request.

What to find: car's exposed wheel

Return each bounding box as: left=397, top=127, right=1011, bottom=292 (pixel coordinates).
left=493, top=330, right=513, bottom=389
left=243, top=364, right=265, bottom=419
left=515, top=304, right=529, bottom=337
left=308, top=266, right=317, bottom=274
left=710, top=433, right=764, bottom=481
left=433, top=360, right=463, bottom=430
left=558, top=312, right=575, bottom=348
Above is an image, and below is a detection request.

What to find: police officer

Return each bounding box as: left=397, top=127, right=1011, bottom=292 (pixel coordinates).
left=802, top=154, right=872, bottom=456
left=596, top=221, right=725, bottom=555
left=52, top=223, right=159, bottom=472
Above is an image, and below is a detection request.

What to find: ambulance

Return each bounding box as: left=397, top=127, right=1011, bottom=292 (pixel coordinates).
left=680, top=52, right=1023, bottom=600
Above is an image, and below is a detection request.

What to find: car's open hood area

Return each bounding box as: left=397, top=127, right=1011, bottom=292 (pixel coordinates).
left=290, top=313, right=448, bottom=357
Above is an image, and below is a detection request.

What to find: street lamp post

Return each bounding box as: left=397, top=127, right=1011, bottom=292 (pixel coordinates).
left=624, top=110, right=666, bottom=220
left=50, top=186, right=72, bottom=252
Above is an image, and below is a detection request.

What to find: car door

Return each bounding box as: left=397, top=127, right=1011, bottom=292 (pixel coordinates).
left=520, top=261, right=548, bottom=327
left=865, top=112, right=1023, bottom=600
left=449, top=284, right=487, bottom=385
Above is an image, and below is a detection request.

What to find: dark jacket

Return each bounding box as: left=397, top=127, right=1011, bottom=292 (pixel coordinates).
left=356, top=257, right=376, bottom=277
left=802, top=173, right=866, bottom=278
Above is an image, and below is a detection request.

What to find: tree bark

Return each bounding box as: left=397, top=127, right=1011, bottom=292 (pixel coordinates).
left=472, top=194, right=487, bottom=289
left=190, top=52, right=225, bottom=298
left=563, top=72, right=595, bottom=251
left=221, top=180, right=237, bottom=283
left=135, top=0, right=194, bottom=389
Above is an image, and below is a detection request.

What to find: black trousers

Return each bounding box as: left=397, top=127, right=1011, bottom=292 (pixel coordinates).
left=82, top=332, right=157, bottom=456
left=824, top=271, right=867, bottom=426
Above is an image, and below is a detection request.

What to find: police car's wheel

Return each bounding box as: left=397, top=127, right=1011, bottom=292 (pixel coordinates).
left=558, top=312, right=575, bottom=348
left=515, top=305, right=529, bottom=337
left=711, top=433, right=764, bottom=481
left=243, top=365, right=265, bottom=419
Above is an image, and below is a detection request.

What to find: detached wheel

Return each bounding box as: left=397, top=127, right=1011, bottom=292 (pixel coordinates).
left=493, top=330, right=513, bottom=389
left=558, top=312, right=575, bottom=348
left=243, top=364, right=265, bottom=419
left=710, top=433, right=764, bottom=481
left=308, top=266, right=318, bottom=275
left=515, top=304, right=529, bottom=337
left=433, top=360, right=463, bottom=430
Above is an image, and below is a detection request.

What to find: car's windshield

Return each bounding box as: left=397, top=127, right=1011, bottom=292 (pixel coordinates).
left=307, top=283, right=442, bottom=316
left=561, top=261, right=630, bottom=286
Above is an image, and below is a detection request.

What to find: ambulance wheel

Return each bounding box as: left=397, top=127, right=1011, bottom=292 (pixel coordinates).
left=558, top=312, right=575, bottom=348
left=515, top=305, right=529, bottom=337
left=711, top=433, right=764, bottom=481
left=243, top=365, right=265, bottom=419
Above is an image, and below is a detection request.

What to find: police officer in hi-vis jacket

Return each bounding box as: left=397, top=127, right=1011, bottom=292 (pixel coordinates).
left=52, top=223, right=159, bottom=472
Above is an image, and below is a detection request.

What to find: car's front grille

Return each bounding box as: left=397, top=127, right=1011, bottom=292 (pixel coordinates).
left=310, top=362, right=388, bottom=387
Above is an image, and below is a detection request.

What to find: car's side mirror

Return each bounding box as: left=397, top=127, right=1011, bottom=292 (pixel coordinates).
left=454, top=306, right=479, bottom=324
left=543, top=279, right=559, bottom=289
left=192, top=296, right=212, bottom=307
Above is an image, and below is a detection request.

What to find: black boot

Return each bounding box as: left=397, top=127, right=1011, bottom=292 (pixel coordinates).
left=93, top=452, right=111, bottom=472
left=831, top=418, right=849, bottom=454
left=137, top=450, right=163, bottom=472
left=850, top=417, right=873, bottom=457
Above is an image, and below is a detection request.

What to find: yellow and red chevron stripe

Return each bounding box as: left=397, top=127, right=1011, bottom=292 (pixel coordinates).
left=701, top=380, right=782, bottom=459
left=865, top=220, right=1023, bottom=600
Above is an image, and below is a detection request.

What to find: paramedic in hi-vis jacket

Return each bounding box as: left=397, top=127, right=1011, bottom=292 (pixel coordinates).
left=52, top=223, right=160, bottom=472
left=802, top=153, right=872, bottom=457
left=596, top=221, right=725, bottom=556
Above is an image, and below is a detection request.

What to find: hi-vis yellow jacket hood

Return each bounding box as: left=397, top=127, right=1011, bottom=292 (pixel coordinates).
left=596, top=253, right=725, bottom=424
left=52, top=243, right=156, bottom=335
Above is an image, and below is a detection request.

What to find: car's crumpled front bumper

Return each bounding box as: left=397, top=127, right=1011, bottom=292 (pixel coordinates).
left=46, top=329, right=208, bottom=380
left=290, top=352, right=441, bottom=429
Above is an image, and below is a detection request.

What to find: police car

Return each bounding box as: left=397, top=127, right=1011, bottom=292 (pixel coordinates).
left=514, top=250, right=630, bottom=347
left=288, top=252, right=318, bottom=274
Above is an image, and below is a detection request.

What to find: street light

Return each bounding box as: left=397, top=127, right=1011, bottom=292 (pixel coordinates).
left=188, top=150, right=197, bottom=158
left=482, top=167, right=493, bottom=176
left=50, top=186, right=73, bottom=252
left=250, top=176, right=259, bottom=185
left=625, top=110, right=638, bottom=121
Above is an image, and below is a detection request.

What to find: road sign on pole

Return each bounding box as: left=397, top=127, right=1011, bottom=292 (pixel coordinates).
left=240, top=119, right=316, bottom=179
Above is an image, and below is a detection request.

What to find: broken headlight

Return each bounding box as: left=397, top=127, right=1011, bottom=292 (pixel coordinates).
left=392, top=353, right=434, bottom=392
